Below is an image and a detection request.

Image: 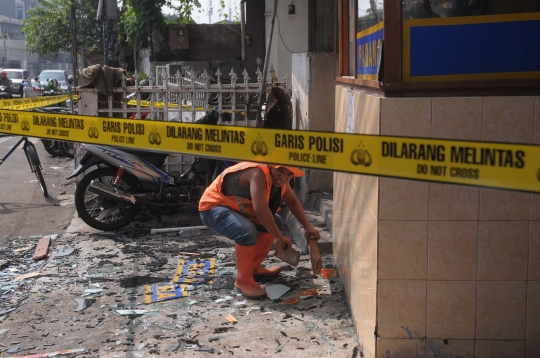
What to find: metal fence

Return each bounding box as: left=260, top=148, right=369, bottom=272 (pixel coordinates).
left=75, top=64, right=286, bottom=173
left=77, top=65, right=285, bottom=127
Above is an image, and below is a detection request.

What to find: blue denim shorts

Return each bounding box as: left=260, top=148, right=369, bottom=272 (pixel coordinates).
left=200, top=206, right=285, bottom=246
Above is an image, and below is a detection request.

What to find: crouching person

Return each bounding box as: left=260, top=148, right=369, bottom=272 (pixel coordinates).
left=199, top=162, right=320, bottom=299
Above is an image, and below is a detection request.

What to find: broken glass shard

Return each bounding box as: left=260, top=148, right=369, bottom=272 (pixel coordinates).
left=54, top=248, right=75, bottom=257
left=74, top=298, right=96, bottom=312
left=0, top=307, right=16, bottom=315
left=266, top=284, right=291, bottom=300
left=114, top=310, right=147, bottom=316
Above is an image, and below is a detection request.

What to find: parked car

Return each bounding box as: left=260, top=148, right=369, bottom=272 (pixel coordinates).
left=3, top=68, right=30, bottom=97
left=39, top=70, right=69, bottom=88
left=38, top=70, right=74, bottom=96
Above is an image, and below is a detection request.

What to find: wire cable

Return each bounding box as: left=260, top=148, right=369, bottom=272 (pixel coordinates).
left=275, top=15, right=304, bottom=54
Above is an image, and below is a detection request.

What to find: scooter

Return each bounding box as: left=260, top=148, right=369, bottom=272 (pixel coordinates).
left=68, top=144, right=214, bottom=231
left=68, top=110, right=235, bottom=231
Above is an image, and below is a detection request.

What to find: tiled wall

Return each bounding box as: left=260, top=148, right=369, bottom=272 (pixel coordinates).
left=334, top=87, right=381, bottom=358
left=333, top=86, right=540, bottom=358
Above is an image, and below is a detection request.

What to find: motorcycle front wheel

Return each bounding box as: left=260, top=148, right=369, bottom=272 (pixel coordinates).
left=75, top=167, right=141, bottom=231
left=41, top=139, right=62, bottom=157
left=58, top=141, right=75, bottom=158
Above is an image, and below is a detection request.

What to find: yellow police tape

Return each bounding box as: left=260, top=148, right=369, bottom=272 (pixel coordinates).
left=127, top=99, right=206, bottom=110
left=0, top=95, right=70, bottom=110
left=125, top=100, right=246, bottom=115
left=0, top=108, right=539, bottom=193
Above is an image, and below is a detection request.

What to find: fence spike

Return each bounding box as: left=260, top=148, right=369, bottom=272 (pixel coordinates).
left=189, top=70, right=196, bottom=88
left=175, top=70, right=182, bottom=86
left=269, top=64, right=276, bottom=86
left=216, top=67, right=222, bottom=85
left=229, top=68, right=238, bottom=84
left=242, top=69, right=250, bottom=85
left=202, top=69, right=210, bottom=87
left=256, top=66, right=262, bottom=85
left=162, top=68, right=169, bottom=88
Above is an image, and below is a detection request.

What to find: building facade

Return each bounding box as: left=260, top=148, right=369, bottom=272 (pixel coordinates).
left=257, top=0, right=540, bottom=357
left=0, top=0, right=70, bottom=77
left=332, top=1, right=540, bottom=357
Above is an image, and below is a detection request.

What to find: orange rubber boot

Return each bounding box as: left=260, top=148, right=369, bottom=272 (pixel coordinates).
left=253, top=232, right=281, bottom=277
left=234, top=244, right=267, bottom=299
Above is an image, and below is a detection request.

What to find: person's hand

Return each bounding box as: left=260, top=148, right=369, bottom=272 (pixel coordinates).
left=304, top=225, right=321, bottom=242
left=274, top=236, right=293, bottom=252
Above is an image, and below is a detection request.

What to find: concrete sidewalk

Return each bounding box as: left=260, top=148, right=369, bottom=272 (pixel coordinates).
left=0, top=202, right=358, bottom=357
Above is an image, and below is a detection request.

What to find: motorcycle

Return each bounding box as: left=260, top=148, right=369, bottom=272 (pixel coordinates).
left=40, top=79, right=65, bottom=96
left=0, top=84, right=13, bottom=99
left=68, top=110, right=235, bottom=231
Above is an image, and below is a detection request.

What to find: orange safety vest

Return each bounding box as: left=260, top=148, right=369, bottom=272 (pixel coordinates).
left=198, top=162, right=287, bottom=224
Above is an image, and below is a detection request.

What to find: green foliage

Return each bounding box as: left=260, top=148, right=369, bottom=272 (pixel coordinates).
left=125, top=71, right=148, bottom=79
left=23, top=0, right=204, bottom=60
left=22, top=0, right=101, bottom=58
left=166, top=0, right=201, bottom=24
left=121, top=0, right=169, bottom=45
left=215, top=0, right=240, bottom=24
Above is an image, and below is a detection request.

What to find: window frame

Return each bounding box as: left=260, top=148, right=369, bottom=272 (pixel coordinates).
left=336, top=0, right=540, bottom=96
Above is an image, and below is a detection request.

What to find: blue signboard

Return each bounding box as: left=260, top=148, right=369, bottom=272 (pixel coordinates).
left=403, top=13, right=540, bottom=82
left=356, top=22, right=384, bottom=80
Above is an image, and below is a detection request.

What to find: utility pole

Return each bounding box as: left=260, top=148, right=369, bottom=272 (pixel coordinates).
left=103, top=0, right=119, bottom=67
left=79, top=0, right=85, bottom=69
left=70, top=0, right=78, bottom=85
left=208, top=0, right=213, bottom=24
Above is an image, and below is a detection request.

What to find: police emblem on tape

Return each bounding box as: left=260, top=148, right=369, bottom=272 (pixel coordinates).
left=350, top=142, right=372, bottom=167
left=88, top=123, right=99, bottom=139
left=149, top=128, right=161, bottom=145
left=251, top=135, right=268, bottom=156
left=21, top=120, right=30, bottom=131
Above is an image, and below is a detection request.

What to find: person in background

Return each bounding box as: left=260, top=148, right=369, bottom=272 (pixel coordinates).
left=199, top=162, right=321, bottom=299
left=31, top=75, right=40, bottom=92
left=0, top=71, right=12, bottom=88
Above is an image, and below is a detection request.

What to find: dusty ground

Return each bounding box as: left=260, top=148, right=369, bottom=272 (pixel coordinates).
left=0, top=136, right=360, bottom=357
left=0, top=143, right=359, bottom=358
left=0, top=136, right=76, bottom=242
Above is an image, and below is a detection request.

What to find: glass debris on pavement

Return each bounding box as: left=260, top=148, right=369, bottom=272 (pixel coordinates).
left=0, top=218, right=358, bottom=357
left=3, top=347, right=86, bottom=357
